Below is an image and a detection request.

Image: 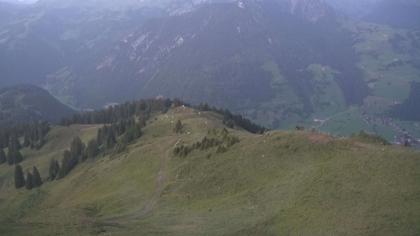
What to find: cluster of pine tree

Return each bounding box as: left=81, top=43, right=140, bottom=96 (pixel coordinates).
left=97, top=118, right=144, bottom=148
left=0, top=122, right=50, bottom=166
left=51, top=118, right=145, bottom=179
left=22, top=122, right=50, bottom=150
left=0, top=135, right=24, bottom=165
left=48, top=137, right=86, bottom=180
left=14, top=165, right=43, bottom=190
left=48, top=100, right=168, bottom=181
left=174, top=128, right=240, bottom=157
left=196, top=103, right=267, bottom=134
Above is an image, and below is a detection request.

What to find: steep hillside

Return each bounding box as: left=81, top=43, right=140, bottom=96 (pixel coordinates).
left=1, top=0, right=420, bottom=141
left=0, top=106, right=419, bottom=235
left=0, top=85, right=75, bottom=126
left=85, top=0, right=366, bottom=112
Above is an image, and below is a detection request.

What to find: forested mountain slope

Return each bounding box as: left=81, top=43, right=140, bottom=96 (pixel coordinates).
left=0, top=85, right=75, bottom=126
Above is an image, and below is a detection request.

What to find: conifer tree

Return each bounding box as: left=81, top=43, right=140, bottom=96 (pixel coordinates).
left=14, top=165, right=25, bottom=189
left=48, top=159, right=60, bottom=180
left=97, top=126, right=105, bottom=146
left=58, top=150, right=78, bottom=179
left=106, top=129, right=116, bottom=149
left=86, top=139, right=99, bottom=159
left=32, top=166, right=43, bottom=187
left=23, top=134, right=30, bottom=147
left=0, top=149, right=5, bottom=164
left=70, top=137, right=84, bottom=160
left=9, top=135, right=21, bottom=151
left=7, top=147, right=23, bottom=165
left=14, top=150, right=23, bottom=164
left=25, top=172, right=33, bottom=190
left=7, top=148, right=14, bottom=165
left=174, top=120, right=183, bottom=134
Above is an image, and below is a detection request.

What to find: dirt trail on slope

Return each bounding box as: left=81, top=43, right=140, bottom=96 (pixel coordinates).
left=100, top=139, right=178, bottom=229
left=135, top=139, right=179, bottom=218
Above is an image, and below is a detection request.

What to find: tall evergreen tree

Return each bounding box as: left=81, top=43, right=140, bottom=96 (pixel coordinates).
left=97, top=126, right=105, bottom=146
left=5, top=135, right=24, bottom=165
left=9, top=135, right=21, bottom=151
left=58, top=150, right=78, bottom=179
left=0, top=149, right=6, bottom=164
left=0, top=132, right=7, bottom=149
left=32, top=166, right=43, bottom=187
left=174, top=120, right=183, bottom=134
left=14, top=150, right=23, bottom=164
left=70, top=137, right=84, bottom=160
left=7, top=148, right=15, bottom=165
left=106, top=129, right=116, bottom=149
left=48, top=159, right=60, bottom=180
left=14, top=165, right=25, bottom=189
left=7, top=149, right=23, bottom=165
left=23, top=134, right=30, bottom=147
left=25, top=172, right=33, bottom=190
left=86, top=139, right=99, bottom=159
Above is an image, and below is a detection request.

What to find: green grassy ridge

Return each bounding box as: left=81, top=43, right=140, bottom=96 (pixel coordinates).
left=0, top=107, right=419, bottom=235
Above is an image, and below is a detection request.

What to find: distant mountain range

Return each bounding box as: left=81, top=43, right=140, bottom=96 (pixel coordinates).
left=1, top=0, right=419, bottom=140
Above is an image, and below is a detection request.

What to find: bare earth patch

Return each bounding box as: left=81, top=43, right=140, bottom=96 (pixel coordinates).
left=308, top=133, right=333, bottom=144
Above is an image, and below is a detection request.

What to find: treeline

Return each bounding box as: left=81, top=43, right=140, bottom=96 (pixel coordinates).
left=22, top=122, right=50, bottom=149
left=195, top=103, right=267, bottom=134
left=0, top=122, right=49, bottom=150
left=61, top=99, right=175, bottom=126
left=61, top=98, right=266, bottom=135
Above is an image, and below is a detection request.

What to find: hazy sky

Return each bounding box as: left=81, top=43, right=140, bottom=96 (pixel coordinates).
left=1, top=0, right=39, bottom=3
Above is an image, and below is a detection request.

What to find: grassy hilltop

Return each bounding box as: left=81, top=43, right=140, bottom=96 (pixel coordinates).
left=0, top=106, right=419, bottom=235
